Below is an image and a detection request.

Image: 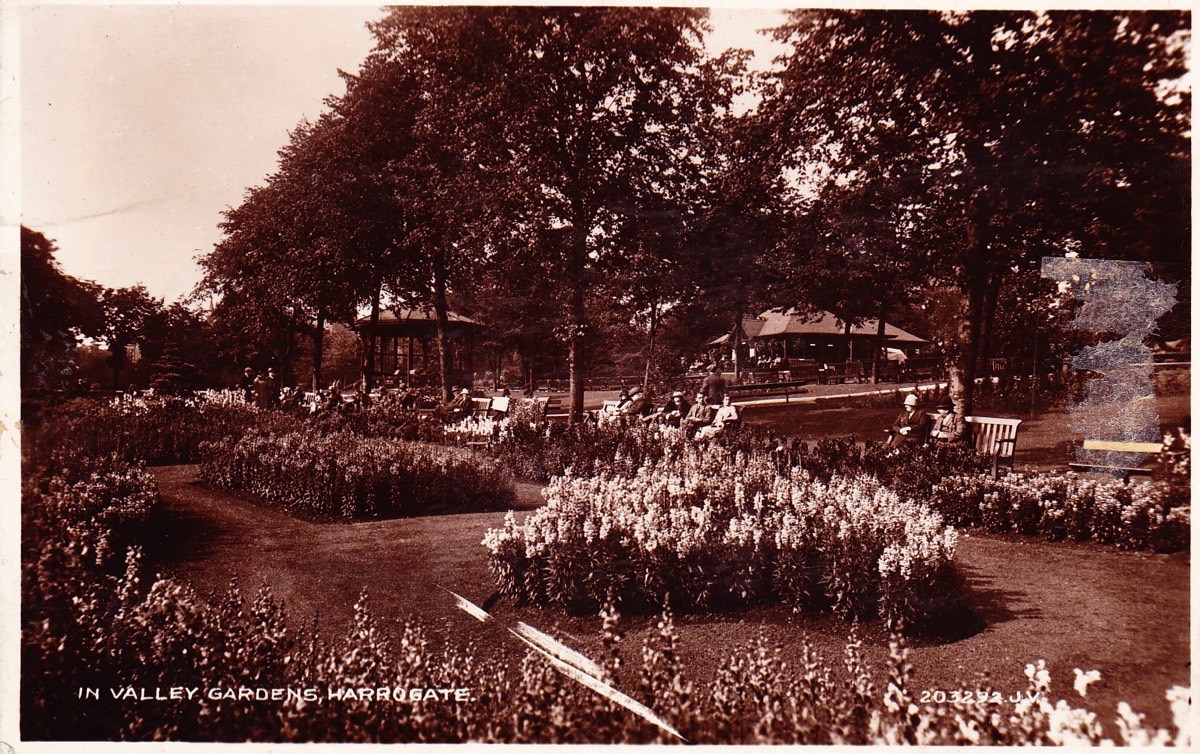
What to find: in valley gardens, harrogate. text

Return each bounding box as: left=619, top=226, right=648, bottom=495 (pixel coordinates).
left=83, top=686, right=474, bottom=703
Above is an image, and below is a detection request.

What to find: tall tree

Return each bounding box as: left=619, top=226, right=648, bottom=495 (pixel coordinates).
left=488, top=8, right=737, bottom=418
left=98, top=285, right=163, bottom=389
left=20, top=226, right=104, bottom=390
left=335, top=13, right=508, bottom=401
left=760, top=10, right=1189, bottom=415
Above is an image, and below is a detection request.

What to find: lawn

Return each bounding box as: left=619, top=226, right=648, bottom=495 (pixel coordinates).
left=147, top=464, right=1188, bottom=731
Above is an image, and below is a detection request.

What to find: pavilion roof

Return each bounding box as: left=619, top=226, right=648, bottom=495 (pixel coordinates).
left=709, top=308, right=928, bottom=345
left=353, top=307, right=483, bottom=330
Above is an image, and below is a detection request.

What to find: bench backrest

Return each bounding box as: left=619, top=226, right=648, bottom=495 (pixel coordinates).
left=471, top=397, right=492, bottom=417
left=1082, top=440, right=1163, bottom=454
left=964, top=416, right=1022, bottom=459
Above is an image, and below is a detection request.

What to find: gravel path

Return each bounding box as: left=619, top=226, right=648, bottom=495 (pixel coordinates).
left=148, top=465, right=1189, bottom=728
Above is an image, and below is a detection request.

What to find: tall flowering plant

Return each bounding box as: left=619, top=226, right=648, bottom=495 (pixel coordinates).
left=200, top=428, right=515, bottom=519
left=484, top=445, right=959, bottom=629
left=931, top=472, right=1189, bottom=552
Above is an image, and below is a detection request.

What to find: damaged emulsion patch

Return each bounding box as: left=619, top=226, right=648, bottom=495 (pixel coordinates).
left=1041, top=257, right=1177, bottom=469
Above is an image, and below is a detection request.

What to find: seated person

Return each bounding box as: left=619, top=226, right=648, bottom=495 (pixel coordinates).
left=394, top=382, right=418, bottom=410
left=435, top=387, right=473, bottom=421
left=317, top=386, right=344, bottom=414
left=621, top=386, right=653, bottom=424
left=696, top=395, right=741, bottom=440
left=927, top=399, right=965, bottom=445
left=886, top=393, right=926, bottom=449
left=658, top=391, right=691, bottom=428
left=597, top=388, right=630, bottom=426
left=682, top=392, right=716, bottom=437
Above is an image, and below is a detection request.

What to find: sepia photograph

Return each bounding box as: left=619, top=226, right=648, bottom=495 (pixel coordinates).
left=7, top=2, right=1192, bottom=746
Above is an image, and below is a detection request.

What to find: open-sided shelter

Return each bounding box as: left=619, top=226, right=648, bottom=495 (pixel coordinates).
left=353, top=307, right=488, bottom=387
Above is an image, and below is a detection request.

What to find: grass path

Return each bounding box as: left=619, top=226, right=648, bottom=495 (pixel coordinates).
left=147, top=465, right=1188, bottom=729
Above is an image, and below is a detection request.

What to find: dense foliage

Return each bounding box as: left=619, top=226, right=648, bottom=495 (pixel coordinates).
left=933, top=472, right=1190, bottom=553
left=200, top=428, right=514, bottom=519
left=26, top=396, right=301, bottom=469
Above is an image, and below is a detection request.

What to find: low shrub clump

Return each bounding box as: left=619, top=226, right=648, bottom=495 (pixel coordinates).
left=310, top=401, right=446, bottom=444
left=199, top=428, right=515, bottom=519
left=484, top=412, right=677, bottom=482
left=26, top=395, right=303, bottom=468
left=483, top=442, right=961, bottom=629
left=932, top=472, right=1190, bottom=552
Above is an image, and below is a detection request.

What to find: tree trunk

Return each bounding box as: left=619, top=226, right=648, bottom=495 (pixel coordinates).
left=643, top=300, right=659, bottom=391
left=977, top=275, right=1002, bottom=374
left=949, top=189, right=992, bottom=418
left=732, top=309, right=743, bottom=385
left=109, top=348, right=126, bottom=390
left=363, top=284, right=382, bottom=393
left=870, top=309, right=886, bottom=384
left=280, top=308, right=298, bottom=386
left=432, top=256, right=453, bottom=403
left=567, top=231, right=587, bottom=423
left=312, top=308, right=326, bottom=392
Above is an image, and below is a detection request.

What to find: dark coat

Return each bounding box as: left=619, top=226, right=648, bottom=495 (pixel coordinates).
left=887, top=408, right=926, bottom=448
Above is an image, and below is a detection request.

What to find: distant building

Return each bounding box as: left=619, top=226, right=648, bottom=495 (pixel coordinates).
left=710, top=308, right=930, bottom=365
left=352, top=307, right=488, bottom=387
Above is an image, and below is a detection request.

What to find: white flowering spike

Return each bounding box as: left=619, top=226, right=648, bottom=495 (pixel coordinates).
left=1073, top=668, right=1102, bottom=698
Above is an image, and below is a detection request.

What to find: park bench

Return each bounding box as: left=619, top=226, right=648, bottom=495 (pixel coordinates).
left=470, top=397, right=493, bottom=419
left=530, top=395, right=569, bottom=424
left=465, top=396, right=514, bottom=449
left=1068, top=440, right=1162, bottom=479
left=964, top=416, right=1022, bottom=478
left=489, top=395, right=511, bottom=417
left=725, top=380, right=812, bottom=402
left=590, top=399, right=623, bottom=422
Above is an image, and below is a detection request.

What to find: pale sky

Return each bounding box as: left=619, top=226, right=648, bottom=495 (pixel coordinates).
left=17, top=4, right=790, bottom=305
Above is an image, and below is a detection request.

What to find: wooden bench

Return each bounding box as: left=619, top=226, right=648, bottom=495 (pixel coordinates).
left=964, top=416, right=1022, bottom=478
left=725, top=380, right=812, bottom=402
left=528, top=395, right=569, bottom=424
left=590, top=399, right=623, bottom=423
left=470, top=397, right=493, bottom=419
left=1068, top=440, right=1162, bottom=479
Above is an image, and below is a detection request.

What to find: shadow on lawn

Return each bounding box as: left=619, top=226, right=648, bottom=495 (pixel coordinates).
left=144, top=502, right=237, bottom=566
left=938, top=563, right=1044, bottom=642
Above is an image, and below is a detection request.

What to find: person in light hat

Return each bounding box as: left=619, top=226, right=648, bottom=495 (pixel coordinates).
left=658, top=390, right=691, bottom=428
left=927, top=398, right=965, bottom=445
left=887, top=393, right=926, bottom=449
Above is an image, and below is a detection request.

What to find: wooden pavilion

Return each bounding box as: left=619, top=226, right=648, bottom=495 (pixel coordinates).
left=353, top=307, right=488, bottom=387
left=710, top=308, right=930, bottom=365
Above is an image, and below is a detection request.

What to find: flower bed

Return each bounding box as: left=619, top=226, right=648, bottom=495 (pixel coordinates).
left=20, top=437, right=1191, bottom=743
left=27, top=396, right=303, bottom=468
left=932, top=472, right=1190, bottom=552
left=484, top=444, right=961, bottom=628
left=199, top=428, right=515, bottom=519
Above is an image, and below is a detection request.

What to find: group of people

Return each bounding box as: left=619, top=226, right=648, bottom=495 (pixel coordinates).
left=238, top=366, right=281, bottom=410
left=886, top=393, right=965, bottom=449
left=237, top=367, right=376, bottom=416
left=596, top=384, right=742, bottom=440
